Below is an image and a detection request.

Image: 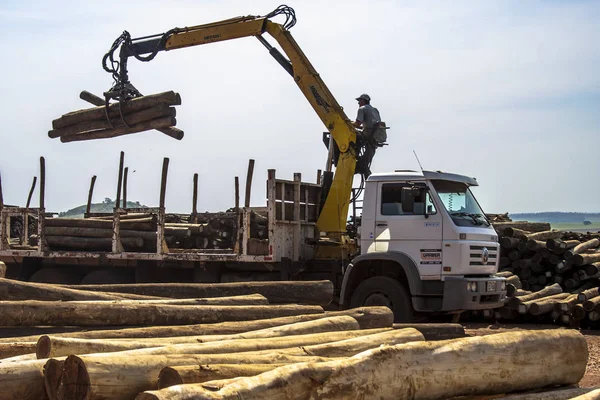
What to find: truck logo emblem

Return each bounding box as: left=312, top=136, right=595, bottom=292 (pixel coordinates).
left=482, top=248, right=489, bottom=265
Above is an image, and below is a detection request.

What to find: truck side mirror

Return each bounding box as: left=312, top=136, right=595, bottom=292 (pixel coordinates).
left=401, top=187, right=415, bottom=214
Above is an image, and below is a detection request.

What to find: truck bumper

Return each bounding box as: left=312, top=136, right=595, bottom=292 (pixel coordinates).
left=440, top=276, right=506, bottom=311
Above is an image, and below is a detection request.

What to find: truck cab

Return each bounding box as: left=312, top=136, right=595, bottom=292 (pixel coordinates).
left=340, top=170, right=506, bottom=321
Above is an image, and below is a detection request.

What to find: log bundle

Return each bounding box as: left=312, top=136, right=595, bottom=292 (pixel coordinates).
left=36, top=210, right=267, bottom=253
left=0, top=276, right=589, bottom=399
left=49, top=91, right=184, bottom=142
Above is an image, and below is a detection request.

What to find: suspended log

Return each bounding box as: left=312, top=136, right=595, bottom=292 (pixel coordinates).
left=46, top=235, right=144, bottom=250
left=64, top=280, right=334, bottom=305
left=158, top=364, right=283, bottom=389
left=51, top=352, right=334, bottom=400
left=0, top=277, right=145, bottom=301
left=60, top=116, right=177, bottom=143
left=0, top=301, right=323, bottom=326
left=0, top=307, right=391, bottom=343
left=36, top=316, right=361, bottom=358
left=508, top=283, right=563, bottom=309
left=52, top=91, right=181, bottom=129
left=135, top=330, right=588, bottom=400
left=49, top=105, right=176, bottom=138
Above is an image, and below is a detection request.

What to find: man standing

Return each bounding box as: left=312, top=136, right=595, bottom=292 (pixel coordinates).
left=353, top=94, right=386, bottom=177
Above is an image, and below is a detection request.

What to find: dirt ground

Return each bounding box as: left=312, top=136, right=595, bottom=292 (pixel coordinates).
left=463, top=322, right=600, bottom=388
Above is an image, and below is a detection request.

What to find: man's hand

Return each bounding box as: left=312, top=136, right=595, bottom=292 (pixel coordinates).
left=352, top=120, right=362, bottom=128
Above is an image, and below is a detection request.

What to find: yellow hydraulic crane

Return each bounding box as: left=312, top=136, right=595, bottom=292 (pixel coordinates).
left=102, top=5, right=365, bottom=240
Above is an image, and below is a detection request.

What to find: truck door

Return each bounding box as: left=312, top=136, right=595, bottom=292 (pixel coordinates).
left=374, top=182, right=444, bottom=278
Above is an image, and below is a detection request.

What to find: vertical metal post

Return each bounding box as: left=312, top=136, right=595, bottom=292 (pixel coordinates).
left=115, top=151, right=124, bottom=211
left=38, top=157, right=46, bottom=252
left=234, top=176, right=241, bottom=254
left=0, top=170, right=5, bottom=250
left=26, top=177, right=37, bottom=209
left=113, top=152, right=124, bottom=253
left=316, top=169, right=322, bottom=185
left=157, top=157, right=170, bottom=254
left=86, top=175, right=97, bottom=218
left=192, top=173, right=198, bottom=223
left=293, top=173, right=302, bottom=261
left=122, top=167, right=129, bottom=209
left=244, top=159, right=255, bottom=208
left=22, top=176, right=37, bottom=246
left=266, top=169, right=276, bottom=260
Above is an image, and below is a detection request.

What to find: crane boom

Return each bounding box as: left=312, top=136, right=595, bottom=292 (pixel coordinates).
left=104, top=6, right=360, bottom=237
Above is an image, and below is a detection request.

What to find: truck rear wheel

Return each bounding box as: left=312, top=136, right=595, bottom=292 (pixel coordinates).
left=349, top=276, right=413, bottom=322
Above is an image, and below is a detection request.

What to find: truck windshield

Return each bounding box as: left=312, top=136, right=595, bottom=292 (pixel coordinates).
left=431, top=180, right=489, bottom=227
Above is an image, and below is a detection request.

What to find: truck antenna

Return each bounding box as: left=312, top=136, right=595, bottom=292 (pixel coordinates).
left=413, top=150, right=424, bottom=173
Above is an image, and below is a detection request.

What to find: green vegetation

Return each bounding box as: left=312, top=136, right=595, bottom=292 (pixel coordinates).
left=58, top=198, right=147, bottom=219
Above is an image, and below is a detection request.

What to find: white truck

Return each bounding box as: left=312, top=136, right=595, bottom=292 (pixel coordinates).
left=340, top=170, right=506, bottom=320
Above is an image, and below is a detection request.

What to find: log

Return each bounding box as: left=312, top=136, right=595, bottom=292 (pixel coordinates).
left=0, top=359, right=51, bottom=400
left=517, top=293, right=570, bottom=314
left=46, top=235, right=144, bottom=250
left=154, top=329, right=426, bottom=390
left=0, top=277, right=144, bottom=301
left=79, top=90, right=184, bottom=140
left=579, top=287, right=600, bottom=302
left=494, top=271, right=514, bottom=278
left=158, top=364, right=283, bottom=389
left=392, top=323, right=465, bottom=340
left=572, top=304, right=587, bottom=320
left=0, top=353, right=36, bottom=363
left=526, top=239, right=546, bottom=251
left=497, top=222, right=550, bottom=234
left=67, top=294, right=268, bottom=306
left=570, top=238, right=600, bottom=256
left=64, top=280, right=334, bottom=305
left=45, top=217, right=154, bottom=230
left=505, top=275, right=522, bottom=289
left=572, top=252, right=600, bottom=266
left=0, top=342, right=36, bottom=359
left=527, top=294, right=571, bottom=315
left=53, top=91, right=181, bottom=129
left=44, top=226, right=189, bottom=240
left=60, top=116, right=177, bottom=143
left=508, top=283, right=563, bottom=309
left=500, top=237, right=521, bottom=249
left=49, top=105, right=176, bottom=138
left=0, top=301, right=323, bottom=326
left=526, top=230, right=562, bottom=241
left=0, top=307, right=391, bottom=343
left=36, top=316, right=362, bottom=358
left=556, top=294, right=581, bottom=312
left=135, top=330, right=588, bottom=400
left=569, top=389, right=600, bottom=400
left=51, top=352, right=335, bottom=400
left=51, top=328, right=390, bottom=359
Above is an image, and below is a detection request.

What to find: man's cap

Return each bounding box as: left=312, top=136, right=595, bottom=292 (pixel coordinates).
left=355, top=94, right=371, bottom=102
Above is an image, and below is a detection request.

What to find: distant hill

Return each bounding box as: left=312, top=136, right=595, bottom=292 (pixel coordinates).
left=510, top=212, right=600, bottom=223
left=59, top=198, right=147, bottom=218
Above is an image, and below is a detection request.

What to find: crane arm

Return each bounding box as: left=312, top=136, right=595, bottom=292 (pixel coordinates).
left=105, top=6, right=359, bottom=235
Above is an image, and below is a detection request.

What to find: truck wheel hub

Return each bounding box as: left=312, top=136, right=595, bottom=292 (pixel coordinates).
left=364, top=291, right=393, bottom=308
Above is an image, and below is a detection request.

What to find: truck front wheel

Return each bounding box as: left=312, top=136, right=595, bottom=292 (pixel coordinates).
left=349, top=276, right=413, bottom=322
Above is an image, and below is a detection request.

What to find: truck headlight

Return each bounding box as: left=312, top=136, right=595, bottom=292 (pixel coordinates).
left=467, top=282, right=478, bottom=292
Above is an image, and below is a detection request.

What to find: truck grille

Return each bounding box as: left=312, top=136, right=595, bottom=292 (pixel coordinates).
left=469, top=245, right=498, bottom=266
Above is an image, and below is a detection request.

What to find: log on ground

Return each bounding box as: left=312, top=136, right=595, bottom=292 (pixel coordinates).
left=64, top=280, right=334, bottom=305
left=392, top=323, right=465, bottom=340
left=65, top=294, right=269, bottom=306
left=0, top=301, right=324, bottom=326
left=158, top=364, right=283, bottom=389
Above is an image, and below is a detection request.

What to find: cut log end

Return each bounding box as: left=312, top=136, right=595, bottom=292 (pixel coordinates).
left=58, top=355, right=90, bottom=400
left=37, top=335, right=51, bottom=359
left=157, top=367, right=184, bottom=389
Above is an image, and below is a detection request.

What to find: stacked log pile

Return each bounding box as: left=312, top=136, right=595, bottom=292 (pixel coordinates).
left=48, top=91, right=183, bottom=143
left=481, top=220, right=600, bottom=327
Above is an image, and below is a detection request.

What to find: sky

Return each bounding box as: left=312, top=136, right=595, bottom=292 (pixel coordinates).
left=0, top=0, right=598, bottom=215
